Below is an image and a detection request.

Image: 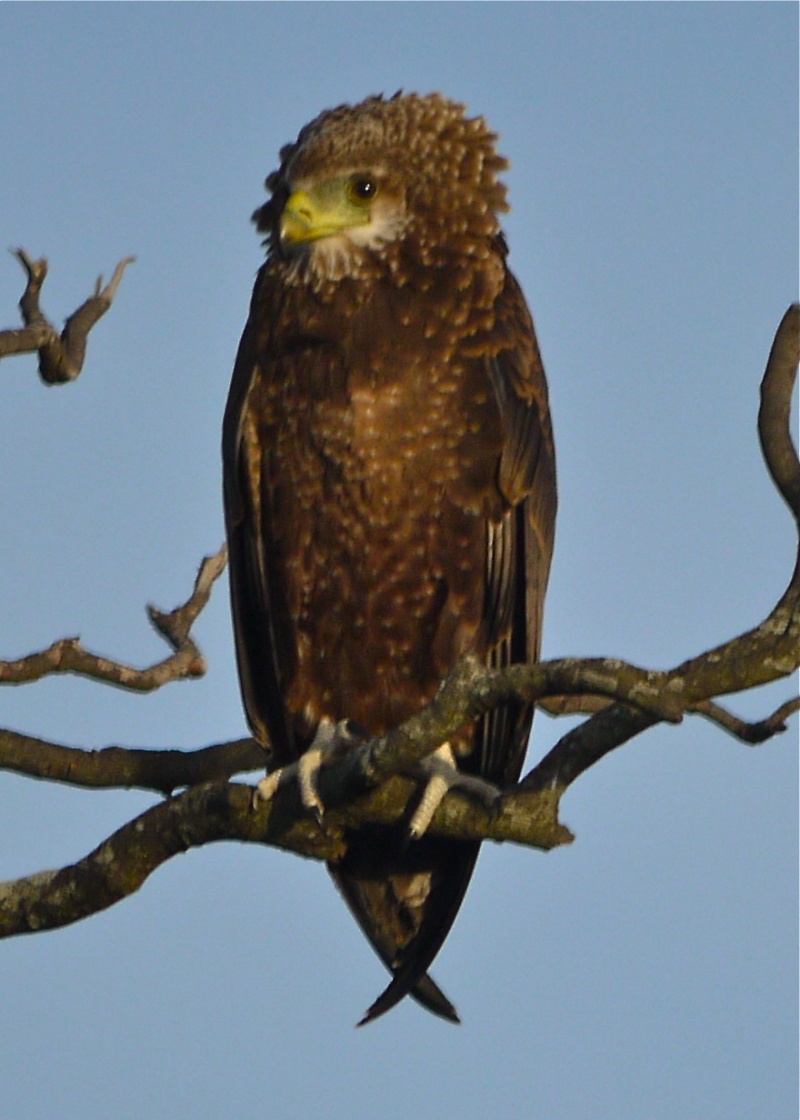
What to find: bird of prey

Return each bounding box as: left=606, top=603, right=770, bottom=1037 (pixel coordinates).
left=222, top=92, right=556, bottom=1024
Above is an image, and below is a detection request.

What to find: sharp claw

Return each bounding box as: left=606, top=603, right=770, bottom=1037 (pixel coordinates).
left=312, top=805, right=336, bottom=839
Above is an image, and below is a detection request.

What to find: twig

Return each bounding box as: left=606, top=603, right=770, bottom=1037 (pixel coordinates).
left=0, top=249, right=134, bottom=383
left=692, top=697, right=800, bottom=744
left=147, top=543, right=228, bottom=651
left=0, top=545, right=227, bottom=690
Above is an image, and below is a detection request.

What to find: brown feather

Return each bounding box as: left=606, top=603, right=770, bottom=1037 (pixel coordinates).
left=223, top=92, right=556, bottom=1021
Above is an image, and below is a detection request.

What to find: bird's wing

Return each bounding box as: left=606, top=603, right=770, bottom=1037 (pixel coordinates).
left=479, top=264, right=557, bottom=784
left=222, top=304, right=296, bottom=763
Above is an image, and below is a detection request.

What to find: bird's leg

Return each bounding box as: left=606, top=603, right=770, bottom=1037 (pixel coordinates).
left=252, top=767, right=282, bottom=807
left=252, top=718, right=355, bottom=822
left=295, top=719, right=339, bottom=822
left=407, top=743, right=502, bottom=840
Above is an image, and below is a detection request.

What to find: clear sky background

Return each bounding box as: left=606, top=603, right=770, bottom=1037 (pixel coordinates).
left=1, top=5, right=797, bottom=1119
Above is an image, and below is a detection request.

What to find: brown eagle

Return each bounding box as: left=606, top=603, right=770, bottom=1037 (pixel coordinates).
left=222, top=92, right=556, bottom=1024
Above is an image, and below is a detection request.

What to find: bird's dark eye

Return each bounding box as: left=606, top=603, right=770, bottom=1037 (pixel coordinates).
left=349, top=177, right=379, bottom=203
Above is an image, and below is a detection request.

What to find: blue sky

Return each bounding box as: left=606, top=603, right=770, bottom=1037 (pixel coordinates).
left=1, top=5, right=797, bottom=1119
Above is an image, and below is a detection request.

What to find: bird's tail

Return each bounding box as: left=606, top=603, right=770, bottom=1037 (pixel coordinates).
left=328, top=831, right=480, bottom=1026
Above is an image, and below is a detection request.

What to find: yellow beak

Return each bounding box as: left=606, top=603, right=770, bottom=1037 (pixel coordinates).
left=279, top=186, right=370, bottom=245
left=280, top=191, right=326, bottom=245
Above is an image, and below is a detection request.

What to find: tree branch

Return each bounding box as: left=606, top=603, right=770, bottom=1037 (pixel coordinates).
left=0, top=545, right=227, bottom=690
left=759, top=303, right=800, bottom=527
left=692, top=697, right=800, bottom=744
left=0, top=774, right=572, bottom=939
left=0, top=729, right=263, bottom=794
left=0, top=249, right=134, bottom=383
left=1, top=306, right=797, bottom=941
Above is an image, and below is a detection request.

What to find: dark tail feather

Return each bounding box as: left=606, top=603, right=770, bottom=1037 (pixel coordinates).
left=358, top=970, right=460, bottom=1027
left=328, top=833, right=480, bottom=1026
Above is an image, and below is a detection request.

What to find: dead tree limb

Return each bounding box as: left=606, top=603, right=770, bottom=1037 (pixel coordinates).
left=0, top=249, right=134, bottom=383
left=0, top=729, right=262, bottom=795
left=0, top=545, right=227, bottom=690
left=692, top=697, right=800, bottom=744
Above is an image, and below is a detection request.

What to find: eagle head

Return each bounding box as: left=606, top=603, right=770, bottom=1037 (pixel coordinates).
left=252, top=92, right=509, bottom=285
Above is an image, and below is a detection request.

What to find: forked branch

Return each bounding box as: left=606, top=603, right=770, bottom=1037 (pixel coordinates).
left=0, top=545, right=228, bottom=691
left=0, top=249, right=134, bottom=383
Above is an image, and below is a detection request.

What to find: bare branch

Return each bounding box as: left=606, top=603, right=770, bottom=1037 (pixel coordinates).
left=0, top=249, right=134, bottom=383
left=692, top=696, right=800, bottom=744
left=0, top=545, right=227, bottom=691
left=0, top=773, right=573, bottom=939
left=0, top=654, right=689, bottom=793
left=0, top=783, right=268, bottom=937
left=0, top=636, right=204, bottom=691
left=0, top=728, right=263, bottom=794
left=147, top=543, right=228, bottom=652
left=759, top=303, right=800, bottom=527
left=357, top=655, right=684, bottom=791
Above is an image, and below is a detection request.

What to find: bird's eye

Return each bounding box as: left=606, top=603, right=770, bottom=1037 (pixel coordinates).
left=349, top=177, right=379, bottom=203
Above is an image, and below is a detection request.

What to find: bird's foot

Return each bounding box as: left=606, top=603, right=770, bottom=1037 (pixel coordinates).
left=252, top=768, right=282, bottom=809
left=252, top=718, right=360, bottom=823
left=407, top=743, right=502, bottom=840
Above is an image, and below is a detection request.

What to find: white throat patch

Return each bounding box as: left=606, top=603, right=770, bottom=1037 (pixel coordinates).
left=282, top=208, right=406, bottom=285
